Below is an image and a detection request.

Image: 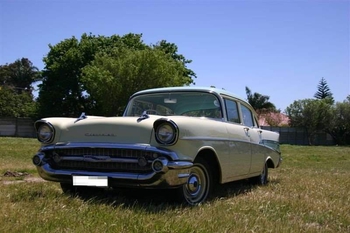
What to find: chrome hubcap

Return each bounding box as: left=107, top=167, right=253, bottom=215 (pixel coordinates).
left=187, top=175, right=200, bottom=194
left=260, top=164, right=267, bottom=184
left=183, top=164, right=209, bottom=204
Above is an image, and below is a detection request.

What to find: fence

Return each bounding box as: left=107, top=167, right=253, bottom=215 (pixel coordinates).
left=0, top=118, right=36, bottom=138
left=261, top=126, right=335, bottom=145
left=0, top=118, right=335, bottom=145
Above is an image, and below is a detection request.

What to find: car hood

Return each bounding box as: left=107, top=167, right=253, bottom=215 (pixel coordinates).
left=41, top=115, right=161, bottom=144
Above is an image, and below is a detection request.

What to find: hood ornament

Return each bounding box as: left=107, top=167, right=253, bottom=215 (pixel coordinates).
left=137, top=111, right=149, bottom=123
left=74, top=112, right=87, bottom=123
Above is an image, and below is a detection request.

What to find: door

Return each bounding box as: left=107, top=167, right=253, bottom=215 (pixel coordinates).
left=223, top=99, right=252, bottom=180
left=240, top=104, right=265, bottom=174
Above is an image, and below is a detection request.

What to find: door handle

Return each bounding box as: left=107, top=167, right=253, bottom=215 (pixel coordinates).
left=243, top=127, right=250, bottom=137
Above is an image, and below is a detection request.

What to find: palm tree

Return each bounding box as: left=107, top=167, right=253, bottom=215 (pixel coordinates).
left=7, top=58, right=40, bottom=93
left=245, top=86, right=276, bottom=115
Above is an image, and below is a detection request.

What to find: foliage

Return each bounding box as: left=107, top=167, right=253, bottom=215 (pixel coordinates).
left=0, top=58, right=40, bottom=93
left=82, top=48, right=190, bottom=116
left=286, top=95, right=350, bottom=145
left=0, top=86, right=37, bottom=117
left=245, top=86, right=276, bottom=115
left=314, top=77, right=334, bottom=104
left=38, top=33, right=196, bottom=117
left=285, top=77, right=348, bottom=144
left=262, top=111, right=287, bottom=127
left=38, top=36, right=90, bottom=117
left=0, top=58, right=39, bottom=117
left=154, top=40, right=196, bottom=84
left=285, top=99, right=332, bottom=145
left=325, top=99, right=350, bottom=145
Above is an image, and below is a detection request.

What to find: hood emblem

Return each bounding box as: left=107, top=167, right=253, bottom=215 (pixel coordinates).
left=85, top=133, right=116, bottom=137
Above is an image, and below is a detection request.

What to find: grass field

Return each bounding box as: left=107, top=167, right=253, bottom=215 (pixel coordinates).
left=0, top=137, right=349, bottom=233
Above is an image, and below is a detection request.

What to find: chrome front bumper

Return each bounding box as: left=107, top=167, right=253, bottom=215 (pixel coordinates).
left=33, top=153, right=193, bottom=188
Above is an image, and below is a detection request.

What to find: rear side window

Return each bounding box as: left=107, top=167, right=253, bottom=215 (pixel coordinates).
left=224, top=99, right=240, bottom=123
left=241, top=104, right=254, bottom=127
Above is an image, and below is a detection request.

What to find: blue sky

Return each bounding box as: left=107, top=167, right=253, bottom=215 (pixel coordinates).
left=0, top=0, right=349, bottom=111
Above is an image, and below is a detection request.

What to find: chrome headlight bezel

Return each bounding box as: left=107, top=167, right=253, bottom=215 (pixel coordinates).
left=154, top=119, right=178, bottom=145
left=35, top=121, right=55, bottom=143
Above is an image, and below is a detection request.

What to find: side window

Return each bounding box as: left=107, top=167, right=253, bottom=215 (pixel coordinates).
left=241, top=104, right=254, bottom=127
left=224, top=99, right=240, bottom=123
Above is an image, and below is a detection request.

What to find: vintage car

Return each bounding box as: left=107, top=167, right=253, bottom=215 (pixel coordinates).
left=32, top=87, right=282, bottom=205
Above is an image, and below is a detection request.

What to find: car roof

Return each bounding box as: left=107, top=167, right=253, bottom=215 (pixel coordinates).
left=131, top=86, right=250, bottom=105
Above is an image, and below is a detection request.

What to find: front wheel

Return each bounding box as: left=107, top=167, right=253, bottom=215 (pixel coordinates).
left=179, top=158, right=213, bottom=205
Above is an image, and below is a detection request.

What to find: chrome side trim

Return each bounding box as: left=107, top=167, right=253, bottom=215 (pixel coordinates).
left=182, top=136, right=250, bottom=143
left=183, top=136, right=281, bottom=159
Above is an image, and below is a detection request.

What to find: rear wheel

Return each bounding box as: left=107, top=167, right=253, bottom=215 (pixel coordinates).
left=253, top=162, right=268, bottom=185
left=179, top=157, right=213, bottom=205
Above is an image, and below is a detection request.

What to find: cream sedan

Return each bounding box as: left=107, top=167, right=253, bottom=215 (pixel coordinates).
left=32, top=87, right=282, bottom=205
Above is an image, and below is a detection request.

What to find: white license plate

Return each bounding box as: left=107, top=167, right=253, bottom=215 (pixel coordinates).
left=73, top=176, right=108, bottom=187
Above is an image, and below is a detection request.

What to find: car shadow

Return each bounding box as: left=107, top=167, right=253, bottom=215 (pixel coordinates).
left=67, top=187, right=183, bottom=212
left=67, top=179, right=280, bottom=212
left=214, top=180, right=256, bottom=199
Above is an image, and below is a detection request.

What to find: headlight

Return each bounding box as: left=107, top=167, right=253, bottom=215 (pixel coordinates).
left=154, top=120, right=178, bottom=145
left=36, top=123, right=54, bottom=143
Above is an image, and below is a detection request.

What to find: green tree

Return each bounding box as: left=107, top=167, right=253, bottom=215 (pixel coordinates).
left=38, top=33, right=196, bottom=117
left=82, top=48, right=190, bottom=116
left=38, top=36, right=87, bottom=117
left=314, top=77, right=334, bottom=104
left=325, top=98, right=350, bottom=145
left=154, top=40, right=196, bottom=84
left=0, top=86, right=37, bottom=117
left=0, top=58, right=40, bottom=93
left=0, top=58, right=39, bottom=117
left=285, top=99, right=332, bottom=145
left=245, top=86, right=276, bottom=115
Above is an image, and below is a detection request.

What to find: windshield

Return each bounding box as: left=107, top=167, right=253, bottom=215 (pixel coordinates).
left=124, top=92, right=222, bottom=119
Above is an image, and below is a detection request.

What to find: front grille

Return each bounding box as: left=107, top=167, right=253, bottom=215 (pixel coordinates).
left=56, top=160, right=152, bottom=172
left=59, top=148, right=153, bottom=158
left=46, top=148, right=156, bottom=173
